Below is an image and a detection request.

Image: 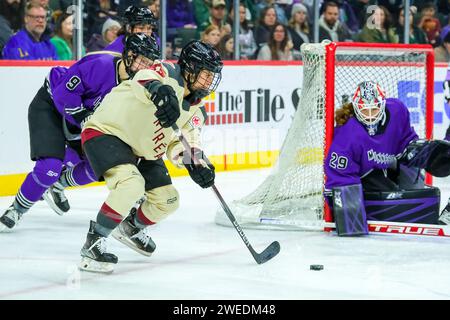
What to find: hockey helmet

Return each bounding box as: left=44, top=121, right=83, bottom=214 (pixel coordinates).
left=178, top=40, right=223, bottom=100
left=351, top=81, right=386, bottom=135
left=123, top=6, right=158, bottom=30
left=123, top=33, right=160, bottom=78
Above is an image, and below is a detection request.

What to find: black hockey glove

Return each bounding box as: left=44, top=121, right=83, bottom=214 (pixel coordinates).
left=182, top=148, right=215, bottom=188
left=444, top=80, right=450, bottom=104
left=147, top=81, right=180, bottom=128
left=66, top=106, right=93, bottom=128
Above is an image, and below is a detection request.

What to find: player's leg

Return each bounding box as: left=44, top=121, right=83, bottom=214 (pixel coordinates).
left=43, top=159, right=97, bottom=215
left=79, top=134, right=140, bottom=272
left=0, top=84, right=66, bottom=231
left=43, top=140, right=88, bottom=215
left=112, top=159, right=179, bottom=256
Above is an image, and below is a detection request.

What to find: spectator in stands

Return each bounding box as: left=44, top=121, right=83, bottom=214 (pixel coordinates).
left=0, top=0, right=26, bottom=32
left=201, top=24, right=221, bottom=47
left=356, top=5, right=398, bottom=43
left=287, top=3, right=310, bottom=60
left=217, top=33, right=234, bottom=60
left=198, top=0, right=231, bottom=39
left=49, top=0, right=73, bottom=12
left=228, top=0, right=257, bottom=27
left=435, top=27, right=450, bottom=62
left=257, top=23, right=293, bottom=60
left=50, top=12, right=77, bottom=60
left=167, top=0, right=196, bottom=29
left=377, top=0, right=403, bottom=21
left=418, top=2, right=442, bottom=47
left=227, top=2, right=257, bottom=59
left=0, top=16, right=12, bottom=59
left=348, top=0, right=375, bottom=29
left=85, top=0, right=119, bottom=41
left=321, top=0, right=360, bottom=34
left=319, top=1, right=352, bottom=42
left=255, top=6, right=277, bottom=49
left=193, top=0, right=211, bottom=30
left=256, top=0, right=288, bottom=25
left=2, top=3, right=57, bottom=60
left=395, top=6, right=428, bottom=44
left=145, top=0, right=160, bottom=19
left=86, top=18, right=121, bottom=52
left=29, top=0, right=54, bottom=34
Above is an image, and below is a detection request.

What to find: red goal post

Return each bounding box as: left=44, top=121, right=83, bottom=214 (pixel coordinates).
left=323, top=42, right=435, bottom=226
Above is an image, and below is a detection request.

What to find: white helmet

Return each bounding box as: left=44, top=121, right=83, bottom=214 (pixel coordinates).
left=352, top=81, right=386, bottom=135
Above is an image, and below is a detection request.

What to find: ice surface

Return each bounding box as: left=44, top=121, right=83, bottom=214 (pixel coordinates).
left=1, top=169, right=450, bottom=299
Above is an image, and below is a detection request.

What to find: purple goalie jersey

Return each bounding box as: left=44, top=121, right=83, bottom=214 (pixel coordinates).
left=48, top=54, right=120, bottom=127
left=325, top=98, right=419, bottom=191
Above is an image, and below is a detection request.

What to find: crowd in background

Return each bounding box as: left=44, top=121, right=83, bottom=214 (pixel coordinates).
left=1, top=0, right=450, bottom=62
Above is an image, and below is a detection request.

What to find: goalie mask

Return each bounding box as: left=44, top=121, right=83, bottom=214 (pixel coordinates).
left=123, top=33, right=160, bottom=78
left=178, top=40, right=223, bottom=101
left=352, top=81, right=386, bottom=136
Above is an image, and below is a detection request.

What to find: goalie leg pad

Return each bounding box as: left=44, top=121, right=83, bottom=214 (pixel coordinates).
left=332, top=184, right=368, bottom=236
left=364, top=187, right=441, bottom=224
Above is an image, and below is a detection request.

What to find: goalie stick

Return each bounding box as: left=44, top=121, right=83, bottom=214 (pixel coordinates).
left=171, top=124, right=280, bottom=264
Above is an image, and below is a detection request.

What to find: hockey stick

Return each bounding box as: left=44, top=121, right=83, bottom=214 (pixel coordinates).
left=171, top=124, right=280, bottom=264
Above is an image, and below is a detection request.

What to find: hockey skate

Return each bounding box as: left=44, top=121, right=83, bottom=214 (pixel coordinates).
left=438, top=201, right=450, bottom=225
left=79, top=221, right=118, bottom=274
left=0, top=206, right=23, bottom=232
left=112, top=211, right=156, bottom=256
left=42, top=181, right=70, bottom=216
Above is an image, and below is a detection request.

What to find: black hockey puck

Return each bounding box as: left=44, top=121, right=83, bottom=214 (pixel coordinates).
left=310, top=264, right=324, bottom=271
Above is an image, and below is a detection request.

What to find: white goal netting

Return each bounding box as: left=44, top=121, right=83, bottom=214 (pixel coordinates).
left=215, top=41, right=433, bottom=230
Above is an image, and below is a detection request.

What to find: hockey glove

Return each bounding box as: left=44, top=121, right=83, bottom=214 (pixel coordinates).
left=444, top=80, right=450, bottom=104
left=66, top=106, right=93, bottom=128
left=182, top=148, right=215, bottom=188
left=147, top=81, right=180, bottom=128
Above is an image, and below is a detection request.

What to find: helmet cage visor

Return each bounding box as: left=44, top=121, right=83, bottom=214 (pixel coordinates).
left=187, top=68, right=222, bottom=99
left=351, top=82, right=386, bottom=130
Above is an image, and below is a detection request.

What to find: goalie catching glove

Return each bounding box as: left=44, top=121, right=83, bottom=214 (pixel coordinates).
left=399, top=139, right=450, bottom=177
left=146, top=81, right=180, bottom=128
left=182, top=148, right=215, bottom=188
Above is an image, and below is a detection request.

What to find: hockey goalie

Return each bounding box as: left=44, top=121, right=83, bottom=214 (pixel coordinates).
left=325, top=81, right=450, bottom=236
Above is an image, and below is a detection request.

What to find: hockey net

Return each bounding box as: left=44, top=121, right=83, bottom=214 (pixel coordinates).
left=215, top=41, right=435, bottom=231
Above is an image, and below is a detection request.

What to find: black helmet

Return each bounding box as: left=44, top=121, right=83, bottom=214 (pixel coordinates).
left=123, top=33, right=160, bottom=77
left=123, top=6, right=158, bottom=28
left=178, top=40, right=223, bottom=100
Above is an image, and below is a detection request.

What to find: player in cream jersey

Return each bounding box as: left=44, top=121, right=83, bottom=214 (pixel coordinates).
left=78, top=40, right=223, bottom=273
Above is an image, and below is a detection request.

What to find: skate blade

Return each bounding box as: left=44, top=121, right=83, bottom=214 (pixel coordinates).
left=112, top=231, right=153, bottom=257
left=0, top=224, right=15, bottom=233
left=78, top=257, right=115, bottom=274
left=42, top=191, right=66, bottom=216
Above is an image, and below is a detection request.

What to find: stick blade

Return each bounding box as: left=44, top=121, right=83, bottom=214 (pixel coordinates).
left=255, top=241, right=280, bottom=264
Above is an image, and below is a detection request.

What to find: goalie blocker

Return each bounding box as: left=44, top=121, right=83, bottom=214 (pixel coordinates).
left=332, top=185, right=440, bottom=236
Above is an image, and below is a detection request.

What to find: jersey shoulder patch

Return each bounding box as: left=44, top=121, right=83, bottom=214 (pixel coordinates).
left=149, top=62, right=166, bottom=78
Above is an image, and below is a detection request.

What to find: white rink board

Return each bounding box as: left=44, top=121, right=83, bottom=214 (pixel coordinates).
left=0, top=63, right=449, bottom=175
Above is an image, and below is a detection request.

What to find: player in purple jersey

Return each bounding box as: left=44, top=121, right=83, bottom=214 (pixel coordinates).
left=0, top=33, right=160, bottom=232
left=104, top=6, right=158, bottom=54
left=325, top=81, right=450, bottom=236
